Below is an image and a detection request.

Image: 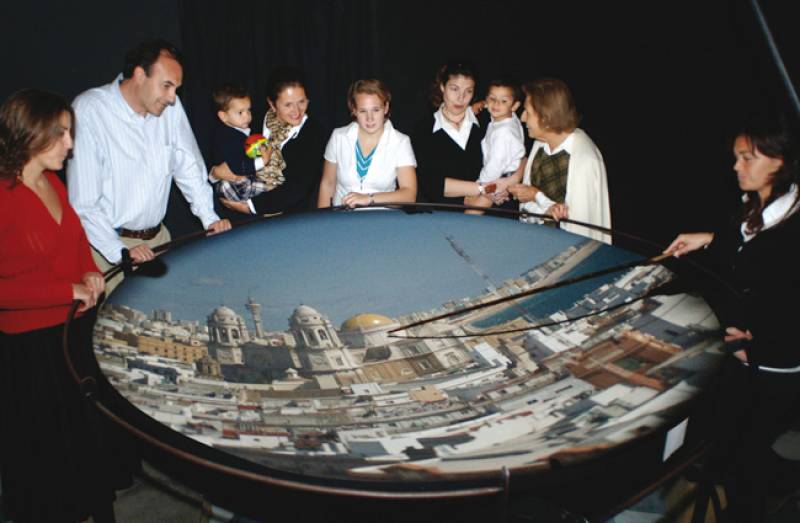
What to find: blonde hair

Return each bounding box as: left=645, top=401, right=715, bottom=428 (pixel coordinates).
left=347, top=79, right=391, bottom=115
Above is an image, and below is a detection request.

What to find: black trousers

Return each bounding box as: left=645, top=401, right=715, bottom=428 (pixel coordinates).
left=704, top=356, right=800, bottom=522
left=0, top=310, right=135, bottom=522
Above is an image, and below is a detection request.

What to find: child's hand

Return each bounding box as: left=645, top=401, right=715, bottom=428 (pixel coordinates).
left=471, top=100, right=486, bottom=114
left=491, top=177, right=514, bottom=203
left=211, top=162, right=240, bottom=182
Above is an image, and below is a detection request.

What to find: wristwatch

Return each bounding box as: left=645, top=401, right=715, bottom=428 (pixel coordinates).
left=368, top=193, right=375, bottom=205
left=477, top=182, right=485, bottom=196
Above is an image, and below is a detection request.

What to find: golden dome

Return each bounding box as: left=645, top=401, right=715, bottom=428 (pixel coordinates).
left=340, top=313, right=394, bottom=331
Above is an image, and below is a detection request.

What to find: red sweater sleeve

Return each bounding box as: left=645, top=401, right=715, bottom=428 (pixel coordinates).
left=0, top=279, right=74, bottom=310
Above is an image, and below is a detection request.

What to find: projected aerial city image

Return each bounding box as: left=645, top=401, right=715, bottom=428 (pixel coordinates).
left=93, top=211, right=723, bottom=481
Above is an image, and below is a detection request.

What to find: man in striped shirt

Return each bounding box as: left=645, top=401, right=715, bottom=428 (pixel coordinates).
left=68, top=39, right=230, bottom=293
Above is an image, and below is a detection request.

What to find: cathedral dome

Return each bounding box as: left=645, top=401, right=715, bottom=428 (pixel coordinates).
left=290, top=305, right=329, bottom=327
left=293, top=305, right=321, bottom=318
left=212, top=306, right=238, bottom=318
left=340, top=313, right=394, bottom=332
left=208, top=306, right=245, bottom=327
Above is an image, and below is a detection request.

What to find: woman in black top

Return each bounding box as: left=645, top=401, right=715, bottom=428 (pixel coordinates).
left=665, top=118, right=800, bottom=522
left=412, top=63, right=514, bottom=206
left=216, top=67, right=325, bottom=217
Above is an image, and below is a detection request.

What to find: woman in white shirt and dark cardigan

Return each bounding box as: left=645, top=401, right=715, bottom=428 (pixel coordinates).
left=318, top=79, right=416, bottom=208
left=412, top=63, right=517, bottom=207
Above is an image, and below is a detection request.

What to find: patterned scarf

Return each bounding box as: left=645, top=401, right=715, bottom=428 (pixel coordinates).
left=529, top=147, right=570, bottom=204
left=256, top=109, right=292, bottom=188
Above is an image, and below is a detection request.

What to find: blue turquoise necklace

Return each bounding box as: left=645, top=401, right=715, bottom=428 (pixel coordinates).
left=355, top=141, right=376, bottom=180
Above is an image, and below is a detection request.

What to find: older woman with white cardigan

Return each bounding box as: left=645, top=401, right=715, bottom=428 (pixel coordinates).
left=509, top=78, right=611, bottom=244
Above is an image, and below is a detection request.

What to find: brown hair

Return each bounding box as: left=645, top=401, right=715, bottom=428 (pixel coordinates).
left=212, top=83, right=250, bottom=112
left=487, top=77, right=522, bottom=104
left=736, top=116, right=799, bottom=234
left=0, top=89, right=74, bottom=184
left=347, top=79, right=391, bottom=116
left=266, top=66, right=308, bottom=105
left=522, top=78, right=580, bottom=133
left=429, top=62, right=477, bottom=108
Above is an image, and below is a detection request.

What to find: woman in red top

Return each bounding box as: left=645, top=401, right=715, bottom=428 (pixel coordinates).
left=0, top=89, right=119, bottom=522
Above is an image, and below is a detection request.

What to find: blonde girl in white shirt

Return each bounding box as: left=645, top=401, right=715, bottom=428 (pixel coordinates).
left=318, top=79, right=417, bottom=208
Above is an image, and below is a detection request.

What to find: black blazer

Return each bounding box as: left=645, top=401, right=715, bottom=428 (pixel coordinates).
left=251, top=118, right=326, bottom=215
left=705, top=205, right=800, bottom=368
left=211, top=124, right=257, bottom=176
left=410, top=113, right=484, bottom=205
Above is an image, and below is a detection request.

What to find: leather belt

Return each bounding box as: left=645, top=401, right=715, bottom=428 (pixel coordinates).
left=119, top=225, right=161, bottom=240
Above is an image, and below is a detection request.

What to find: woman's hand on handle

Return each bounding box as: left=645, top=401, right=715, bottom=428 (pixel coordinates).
left=72, top=282, right=97, bottom=312
left=508, top=184, right=539, bottom=203
left=546, top=203, right=569, bottom=221
left=81, top=272, right=105, bottom=303
left=663, top=232, right=714, bottom=257
left=341, top=192, right=372, bottom=208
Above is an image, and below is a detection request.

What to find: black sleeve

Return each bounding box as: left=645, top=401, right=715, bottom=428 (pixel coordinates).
left=213, top=127, right=256, bottom=176
left=739, top=215, right=800, bottom=359
left=251, top=122, right=325, bottom=214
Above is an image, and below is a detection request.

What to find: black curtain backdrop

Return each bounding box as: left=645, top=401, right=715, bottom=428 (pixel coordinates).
left=1, top=0, right=798, bottom=247
left=176, top=0, right=798, bottom=248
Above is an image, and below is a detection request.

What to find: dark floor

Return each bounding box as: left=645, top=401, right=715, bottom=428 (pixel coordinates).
left=2, top=430, right=799, bottom=522
left=114, top=427, right=800, bottom=523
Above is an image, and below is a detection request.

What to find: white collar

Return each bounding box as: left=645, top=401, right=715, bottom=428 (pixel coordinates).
left=432, top=105, right=479, bottom=134
left=233, top=126, right=250, bottom=136
left=541, top=130, right=576, bottom=156
left=263, top=113, right=309, bottom=141
left=741, top=184, right=799, bottom=242
left=113, top=73, right=148, bottom=121
left=288, top=114, right=309, bottom=139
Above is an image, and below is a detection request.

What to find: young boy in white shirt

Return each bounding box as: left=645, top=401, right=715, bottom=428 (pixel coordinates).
left=464, top=79, right=526, bottom=214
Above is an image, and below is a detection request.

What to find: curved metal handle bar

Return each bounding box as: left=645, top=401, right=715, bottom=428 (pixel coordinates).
left=99, top=201, right=742, bottom=340
left=316, top=203, right=741, bottom=307
left=391, top=284, right=665, bottom=339
left=100, top=200, right=732, bottom=288
left=101, top=211, right=278, bottom=281
left=100, top=202, right=552, bottom=278
left=60, top=300, right=504, bottom=499
left=388, top=252, right=671, bottom=334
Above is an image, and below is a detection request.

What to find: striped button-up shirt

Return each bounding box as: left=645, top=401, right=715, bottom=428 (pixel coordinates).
left=68, top=75, right=218, bottom=263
